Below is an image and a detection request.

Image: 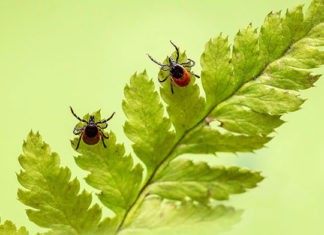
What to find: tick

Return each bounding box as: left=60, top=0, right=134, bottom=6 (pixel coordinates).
left=147, top=41, right=200, bottom=94
left=70, top=106, right=115, bottom=150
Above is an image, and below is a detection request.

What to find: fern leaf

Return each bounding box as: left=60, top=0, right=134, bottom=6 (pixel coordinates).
left=123, top=71, right=175, bottom=176
left=17, top=132, right=103, bottom=234
left=95, top=217, right=119, bottom=235
left=37, top=217, right=118, bottom=235
left=120, top=198, right=241, bottom=235
left=71, top=110, right=143, bottom=232
left=185, top=0, right=323, bottom=154
left=149, top=159, right=263, bottom=203
left=74, top=130, right=143, bottom=219
left=201, top=35, right=233, bottom=109
left=0, top=219, right=28, bottom=235
left=177, top=123, right=271, bottom=155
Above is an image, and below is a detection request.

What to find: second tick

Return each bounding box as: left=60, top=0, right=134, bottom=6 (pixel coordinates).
left=70, top=106, right=115, bottom=150
left=147, top=41, right=200, bottom=94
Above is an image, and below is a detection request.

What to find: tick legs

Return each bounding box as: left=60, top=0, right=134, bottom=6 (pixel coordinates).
left=170, top=41, right=180, bottom=63
left=76, top=134, right=82, bottom=150
left=96, top=112, right=115, bottom=125
left=99, top=129, right=109, bottom=148
left=187, top=69, right=200, bottom=79
left=74, top=125, right=84, bottom=150
left=181, top=58, right=195, bottom=67
left=70, top=106, right=88, bottom=123
left=100, top=129, right=109, bottom=139
left=147, top=54, right=170, bottom=68
left=101, top=138, right=107, bottom=148
left=170, top=78, right=174, bottom=94
left=73, top=124, right=84, bottom=135
left=159, top=73, right=170, bottom=83
left=157, top=73, right=173, bottom=93
left=97, top=122, right=108, bottom=129
left=147, top=54, right=170, bottom=71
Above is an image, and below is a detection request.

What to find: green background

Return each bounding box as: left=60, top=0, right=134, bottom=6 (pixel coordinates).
left=0, top=0, right=323, bottom=234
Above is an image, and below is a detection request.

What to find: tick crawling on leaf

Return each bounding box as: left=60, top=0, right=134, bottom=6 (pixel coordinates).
left=70, top=106, right=115, bottom=150
left=147, top=40, right=200, bottom=94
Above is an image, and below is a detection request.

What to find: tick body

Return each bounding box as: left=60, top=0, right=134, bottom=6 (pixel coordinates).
left=70, top=106, right=115, bottom=150
left=82, top=125, right=100, bottom=145
left=170, top=65, right=191, bottom=87
left=147, top=41, right=200, bottom=94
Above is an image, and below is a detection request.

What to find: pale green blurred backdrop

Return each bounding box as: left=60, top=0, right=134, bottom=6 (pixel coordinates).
left=0, top=0, right=323, bottom=234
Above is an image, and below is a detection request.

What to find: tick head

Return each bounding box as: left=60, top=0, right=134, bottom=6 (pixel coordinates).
left=89, top=115, right=95, bottom=125
left=170, top=65, right=184, bottom=79
left=168, top=56, right=176, bottom=66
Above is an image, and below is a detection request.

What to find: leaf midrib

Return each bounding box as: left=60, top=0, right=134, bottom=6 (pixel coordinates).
left=115, top=21, right=319, bottom=234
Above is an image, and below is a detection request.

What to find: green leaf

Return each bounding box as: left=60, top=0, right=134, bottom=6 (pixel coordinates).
left=123, top=71, right=175, bottom=176
left=38, top=218, right=118, bottom=235
left=260, top=11, right=289, bottom=64
left=37, top=230, right=74, bottom=235
left=120, top=198, right=242, bottom=235
left=177, top=124, right=271, bottom=155
left=17, top=131, right=103, bottom=234
left=202, top=1, right=323, bottom=139
left=149, top=159, right=263, bottom=203
left=0, top=219, right=28, bottom=235
left=233, top=24, right=264, bottom=84
left=201, top=35, right=233, bottom=109
left=212, top=104, right=284, bottom=136
left=96, top=217, right=119, bottom=235
left=71, top=109, right=142, bottom=233
left=228, top=82, right=305, bottom=115
left=74, top=130, right=143, bottom=219
left=305, top=0, right=324, bottom=31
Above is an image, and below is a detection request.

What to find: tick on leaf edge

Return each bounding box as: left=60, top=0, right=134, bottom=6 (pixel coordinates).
left=147, top=40, right=200, bottom=94
left=70, top=106, right=115, bottom=150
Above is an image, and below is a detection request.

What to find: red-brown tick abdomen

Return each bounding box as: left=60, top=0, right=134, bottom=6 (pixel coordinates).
left=172, top=69, right=191, bottom=87
left=82, top=129, right=101, bottom=145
